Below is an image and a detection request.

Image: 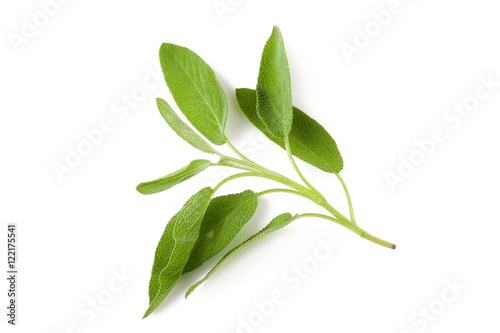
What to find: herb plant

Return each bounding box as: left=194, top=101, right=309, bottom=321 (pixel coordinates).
left=138, top=26, right=396, bottom=318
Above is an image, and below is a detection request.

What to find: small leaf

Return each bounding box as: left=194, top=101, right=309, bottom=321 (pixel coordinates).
left=256, top=26, right=293, bottom=138
left=144, top=187, right=212, bottom=318
left=156, top=98, right=216, bottom=154
left=159, top=43, right=227, bottom=145
left=183, top=190, right=259, bottom=273
left=186, top=213, right=296, bottom=297
left=236, top=88, right=343, bottom=173
left=137, top=160, right=212, bottom=195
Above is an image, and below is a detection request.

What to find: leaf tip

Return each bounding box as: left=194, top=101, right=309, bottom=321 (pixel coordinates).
left=136, top=184, right=147, bottom=195
left=185, top=282, right=200, bottom=298
left=142, top=308, right=152, bottom=319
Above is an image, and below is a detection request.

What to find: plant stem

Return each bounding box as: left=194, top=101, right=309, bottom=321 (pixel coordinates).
left=335, top=173, right=356, bottom=225
left=284, top=136, right=319, bottom=194
left=212, top=172, right=395, bottom=250
left=214, top=137, right=387, bottom=246
left=214, top=149, right=350, bottom=223
left=224, top=135, right=254, bottom=164
left=257, top=188, right=310, bottom=200
left=296, top=213, right=395, bottom=249
left=283, top=137, right=350, bottom=223
left=212, top=172, right=315, bottom=199
left=211, top=162, right=256, bottom=173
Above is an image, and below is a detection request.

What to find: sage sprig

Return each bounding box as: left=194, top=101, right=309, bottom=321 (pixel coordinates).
left=138, top=26, right=395, bottom=318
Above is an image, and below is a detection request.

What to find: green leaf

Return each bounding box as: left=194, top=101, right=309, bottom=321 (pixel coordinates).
left=236, top=88, right=344, bottom=173
left=156, top=98, right=216, bottom=154
left=256, top=26, right=293, bottom=138
left=183, top=190, right=259, bottom=273
left=144, top=187, right=213, bottom=318
left=137, top=160, right=212, bottom=195
left=159, top=43, right=227, bottom=145
left=185, top=213, right=296, bottom=297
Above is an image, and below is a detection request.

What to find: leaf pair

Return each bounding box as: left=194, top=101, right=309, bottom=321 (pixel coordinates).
left=243, top=26, right=343, bottom=173
left=159, top=43, right=227, bottom=146
left=237, top=88, right=344, bottom=173
left=144, top=187, right=212, bottom=318
left=144, top=189, right=259, bottom=318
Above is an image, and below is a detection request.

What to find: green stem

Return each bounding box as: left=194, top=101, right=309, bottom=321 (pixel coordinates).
left=215, top=152, right=349, bottom=223
left=210, top=136, right=393, bottom=250
left=212, top=173, right=395, bottom=250
left=257, top=188, right=310, bottom=200
left=283, top=137, right=350, bottom=223
left=296, top=213, right=395, bottom=249
left=211, top=162, right=256, bottom=173
left=335, top=173, right=356, bottom=225
left=224, top=135, right=254, bottom=164
left=284, top=136, right=318, bottom=194
left=212, top=172, right=316, bottom=200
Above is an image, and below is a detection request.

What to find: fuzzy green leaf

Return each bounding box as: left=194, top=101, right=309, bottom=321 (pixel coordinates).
left=137, top=160, right=211, bottom=195
left=144, top=187, right=212, bottom=318
left=159, top=43, right=227, bottom=145
left=156, top=98, right=216, bottom=154
left=186, top=213, right=296, bottom=297
left=183, top=190, right=259, bottom=273
left=236, top=88, right=343, bottom=173
left=256, top=26, right=293, bottom=138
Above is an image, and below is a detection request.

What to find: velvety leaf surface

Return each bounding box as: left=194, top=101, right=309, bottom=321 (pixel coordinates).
left=144, top=187, right=213, bottom=318
left=183, top=190, right=259, bottom=273
left=156, top=98, right=216, bottom=154
left=136, top=160, right=212, bottom=195
left=256, top=26, right=293, bottom=138
left=160, top=43, right=227, bottom=145
left=236, top=88, right=343, bottom=173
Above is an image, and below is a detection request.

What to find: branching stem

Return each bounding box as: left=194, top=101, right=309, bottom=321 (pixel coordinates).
left=210, top=135, right=395, bottom=250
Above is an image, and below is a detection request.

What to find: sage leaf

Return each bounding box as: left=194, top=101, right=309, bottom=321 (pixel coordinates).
left=144, top=187, right=213, bottom=318
left=159, top=43, right=227, bottom=145
left=183, top=190, right=259, bottom=273
left=186, top=213, right=296, bottom=297
left=256, top=26, right=293, bottom=138
left=236, top=88, right=343, bottom=173
left=137, top=160, right=212, bottom=195
left=156, top=98, right=216, bottom=154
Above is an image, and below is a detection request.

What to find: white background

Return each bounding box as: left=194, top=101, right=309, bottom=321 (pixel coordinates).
left=1, top=0, right=499, bottom=332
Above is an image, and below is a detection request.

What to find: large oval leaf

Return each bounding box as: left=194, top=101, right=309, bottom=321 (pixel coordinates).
left=156, top=98, right=216, bottom=154
left=183, top=190, right=259, bottom=273
left=256, top=26, right=293, bottom=138
left=186, top=213, right=296, bottom=297
left=159, top=43, right=227, bottom=145
left=236, top=88, right=343, bottom=173
left=136, top=160, right=212, bottom=195
left=144, top=187, right=213, bottom=318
